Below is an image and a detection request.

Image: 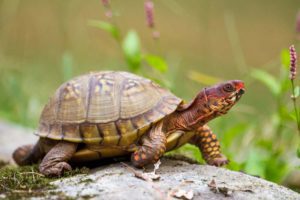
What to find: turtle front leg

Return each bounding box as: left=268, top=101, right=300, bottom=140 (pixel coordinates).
left=189, top=125, right=228, bottom=167
left=39, top=141, right=77, bottom=176
left=131, top=122, right=166, bottom=167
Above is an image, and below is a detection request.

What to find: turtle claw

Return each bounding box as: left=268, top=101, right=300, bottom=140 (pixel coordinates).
left=40, top=162, right=72, bottom=176
left=207, top=155, right=229, bottom=167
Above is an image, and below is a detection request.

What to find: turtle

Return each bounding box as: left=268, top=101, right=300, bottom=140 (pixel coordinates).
left=13, top=71, right=245, bottom=176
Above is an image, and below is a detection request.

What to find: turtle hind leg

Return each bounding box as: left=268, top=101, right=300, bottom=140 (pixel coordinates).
left=39, top=141, right=77, bottom=176
left=131, top=122, right=166, bottom=167
left=189, top=125, right=228, bottom=167
left=13, top=139, right=44, bottom=166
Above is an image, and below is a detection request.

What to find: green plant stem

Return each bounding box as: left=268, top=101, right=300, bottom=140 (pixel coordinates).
left=291, top=80, right=300, bottom=135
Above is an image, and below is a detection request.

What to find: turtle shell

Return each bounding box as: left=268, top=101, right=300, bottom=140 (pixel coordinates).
left=37, top=71, right=182, bottom=146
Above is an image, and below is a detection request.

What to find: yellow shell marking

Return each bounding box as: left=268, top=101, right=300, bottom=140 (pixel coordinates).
left=80, top=124, right=102, bottom=143
left=98, top=122, right=120, bottom=145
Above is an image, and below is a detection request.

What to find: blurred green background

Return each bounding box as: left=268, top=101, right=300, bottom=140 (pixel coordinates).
left=0, top=0, right=300, bottom=189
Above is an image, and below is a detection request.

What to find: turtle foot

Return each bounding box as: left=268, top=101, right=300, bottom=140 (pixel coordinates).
left=207, top=154, right=229, bottom=167
left=40, top=162, right=72, bottom=176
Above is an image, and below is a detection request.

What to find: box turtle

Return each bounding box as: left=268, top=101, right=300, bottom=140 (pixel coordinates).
left=13, top=71, right=245, bottom=176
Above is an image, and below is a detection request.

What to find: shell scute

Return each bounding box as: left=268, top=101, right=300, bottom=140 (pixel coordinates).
left=79, top=124, right=102, bottom=143
left=62, top=125, right=82, bottom=142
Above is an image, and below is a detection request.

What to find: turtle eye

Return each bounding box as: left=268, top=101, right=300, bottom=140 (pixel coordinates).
left=223, top=83, right=235, bottom=92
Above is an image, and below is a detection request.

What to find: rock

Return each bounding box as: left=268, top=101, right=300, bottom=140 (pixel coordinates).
left=50, top=158, right=300, bottom=200
left=0, top=121, right=36, bottom=163
left=0, top=121, right=299, bottom=200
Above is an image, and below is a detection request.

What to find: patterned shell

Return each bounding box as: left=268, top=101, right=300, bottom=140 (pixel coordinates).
left=37, top=71, right=182, bottom=146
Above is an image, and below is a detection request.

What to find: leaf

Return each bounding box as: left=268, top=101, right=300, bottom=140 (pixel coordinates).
left=153, top=159, right=161, bottom=174
left=244, top=148, right=267, bottom=178
left=251, top=69, right=280, bottom=97
left=170, top=189, right=194, bottom=200
left=264, top=151, right=289, bottom=182
left=122, top=30, right=142, bottom=71
left=294, top=86, right=300, bottom=98
left=144, top=55, right=168, bottom=73
left=281, top=48, right=290, bottom=69
left=88, top=20, right=120, bottom=41
left=121, top=162, right=160, bottom=182
left=222, top=123, right=249, bottom=147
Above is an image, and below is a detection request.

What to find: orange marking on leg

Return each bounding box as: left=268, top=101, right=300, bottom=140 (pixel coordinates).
left=210, top=142, right=216, bottom=147
left=212, top=135, right=217, bottom=140
left=134, top=154, right=140, bottom=161
left=213, top=147, right=218, bottom=151
left=207, top=147, right=212, bottom=152
left=204, top=132, right=209, bottom=137
left=206, top=138, right=212, bottom=143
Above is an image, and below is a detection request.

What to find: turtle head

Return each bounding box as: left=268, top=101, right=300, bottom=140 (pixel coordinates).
left=201, top=80, right=245, bottom=116
left=168, top=80, right=245, bottom=131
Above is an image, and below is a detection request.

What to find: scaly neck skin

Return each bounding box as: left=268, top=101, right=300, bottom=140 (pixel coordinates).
left=163, top=98, right=218, bottom=133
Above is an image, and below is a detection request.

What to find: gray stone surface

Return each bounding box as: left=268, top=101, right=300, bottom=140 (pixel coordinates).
left=0, top=121, right=36, bottom=163
left=50, top=158, right=300, bottom=200
left=0, top=121, right=299, bottom=200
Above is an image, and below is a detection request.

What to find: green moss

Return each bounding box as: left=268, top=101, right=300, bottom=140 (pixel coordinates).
left=0, top=160, right=9, bottom=169
left=0, top=165, right=53, bottom=193
left=63, top=167, right=90, bottom=177
left=0, top=164, right=89, bottom=199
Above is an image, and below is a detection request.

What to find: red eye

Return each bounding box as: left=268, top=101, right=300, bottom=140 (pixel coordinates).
left=223, top=84, right=234, bottom=92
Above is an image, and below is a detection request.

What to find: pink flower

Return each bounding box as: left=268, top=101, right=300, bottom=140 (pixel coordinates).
left=144, top=0, right=154, bottom=28
left=101, top=0, right=110, bottom=7
left=290, top=45, right=297, bottom=80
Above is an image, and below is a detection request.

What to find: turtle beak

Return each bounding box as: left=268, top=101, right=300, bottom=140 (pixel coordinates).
left=235, top=88, right=244, bottom=101
left=233, top=80, right=245, bottom=91
left=232, top=80, right=245, bottom=101
left=236, top=88, right=245, bottom=102
left=238, top=88, right=245, bottom=95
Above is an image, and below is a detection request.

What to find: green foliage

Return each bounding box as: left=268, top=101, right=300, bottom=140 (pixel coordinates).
left=251, top=69, right=280, bottom=97
left=294, top=86, right=300, bottom=99
left=143, top=54, right=168, bottom=73
left=90, top=20, right=169, bottom=76
left=88, top=20, right=120, bottom=41
left=245, top=47, right=299, bottom=184
left=167, top=144, right=204, bottom=164
left=244, top=148, right=266, bottom=178
left=122, top=30, right=142, bottom=71
left=221, top=123, right=248, bottom=147
left=0, top=70, right=44, bottom=127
